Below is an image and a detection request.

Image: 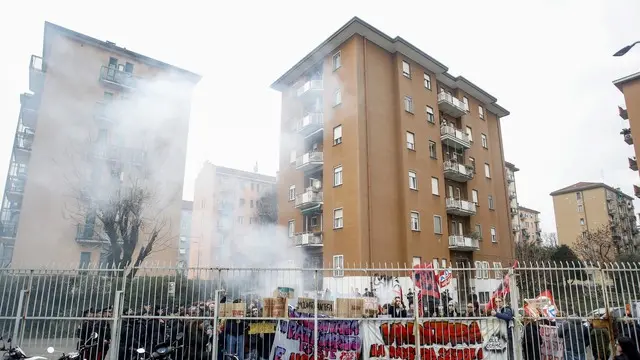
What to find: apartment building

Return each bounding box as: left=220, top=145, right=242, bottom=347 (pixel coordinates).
left=179, top=200, right=193, bottom=267
left=505, top=162, right=522, bottom=242
left=614, top=72, right=640, bottom=198
left=550, top=182, right=638, bottom=251
left=272, top=17, right=514, bottom=295
left=189, top=163, right=276, bottom=269
left=0, top=22, right=200, bottom=267
left=518, top=206, right=541, bottom=243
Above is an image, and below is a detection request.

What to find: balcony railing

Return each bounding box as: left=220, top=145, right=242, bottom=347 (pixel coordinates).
left=443, top=161, right=474, bottom=182
left=295, top=151, right=323, bottom=171
left=296, top=80, right=323, bottom=98
left=619, top=106, right=629, bottom=120
left=437, top=92, right=468, bottom=118
left=76, top=224, right=103, bottom=244
left=440, top=125, right=471, bottom=149
left=5, top=177, right=25, bottom=202
left=293, top=232, right=323, bottom=247
left=294, top=113, right=324, bottom=135
left=20, top=93, right=38, bottom=129
left=509, top=191, right=517, bottom=199
left=100, top=66, right=137, bottom=89
left=448, top=236, right=479, bottom=251
left=445, top=198, right=476, bottom=216
left=29, top=55, right=44, bottom=93
left=0, top=223, right=17, bottom=239
left=622, top=128, right=633, bottom=145
left=630, top=157, right=638, bottom=171
left=506, top=174, right=515, bottom=183
left=295, top=190, right=323, bottom=208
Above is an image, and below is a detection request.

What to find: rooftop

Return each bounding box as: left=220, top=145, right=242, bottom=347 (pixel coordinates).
left=518, top=206, right=540, bottom=215
left=213, top=165, right=276, bottom=183
left=613, top=71, right=640, bottom=92
left=270, top=16, right=509, bottom=118
left=42, top=21, right=202, bottom=83
left=549, top=181, right=634, bottom=200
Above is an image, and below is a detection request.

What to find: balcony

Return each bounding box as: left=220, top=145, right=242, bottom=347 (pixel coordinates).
left=294, top=113, right=323, bottom=136
left=622, top=128, right=633, bottom=145
left=509, top=191, right=517, bottom=200
left=510, top=207, right=518, bottom=216
left=99, top=66, right=137, bottom=90
left=443, top=161, right=474, bottom=182
left=13, top=132, right=34, bottom=163
left=5, top=177, right=25, bottom=202
left=295, top=151, right=323, bottom=172
left=296, top=80, right=323, bottom=102
left=29, top=55, right=44, bottom=93
left=293, top=232, right=323, bottom=247
left=295, top=190, right=323, bottom=209
left=92, top=145, right=146, bottom=165
left=76, top=224, right=104, bottom=245
left=448, top=236, right=479, bottom=251
left=634, top=185, right=640, bottom=199
left=619, top=106, right=629, bottom=120
left=506, top=174, right=515, bottom=183
left=445, top=198, right=477, bottom=216
left=440, top=125, right=471, bottom=149
left=20, top=93, right=38, bottom=129
left=630, top=157, right=638, bottom=171
left=0, top=222, right=17, bottom=240
left=512, top=224, right=520, bottom=232
left=437, top=92, right=468, bottom=118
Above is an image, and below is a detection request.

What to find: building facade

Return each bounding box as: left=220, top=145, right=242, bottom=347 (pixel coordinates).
left=613, top=72, right=640, bottom=198
left=517, top=206, right=541, bottom=243
left=0, top=22, right=200, bottom=268
left=272, top=17, right=515, bottom=297
left=551, top=182, right=638, bottom=252
left=189, top=163, right=276, bottom=269
left=179, top=200, right=193, bottom=267
left=504, top=162, right=521, bottom=242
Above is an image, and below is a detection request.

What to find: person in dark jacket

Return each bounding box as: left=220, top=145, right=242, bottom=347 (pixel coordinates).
left=558, top=318, right=590, bottom=360
left=616, top=336, right=640, bottom=360
left=492, top=297, right=514, bottom=360
left=389, top=297, right=407, bottom=318
left=521, top=320, right=541, bottom=360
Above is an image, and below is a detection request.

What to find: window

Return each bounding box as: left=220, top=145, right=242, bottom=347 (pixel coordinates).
left=289, top=185, right=295, bottom=201
left=412, top=257, right=422, bottom=266
left=493, top=262, right=502, bottom=279
left=474, top=261, right=482, bottom=278
left=475, top=224, right=482, bottom=237
left=332, top=51, right=341, bottom=70
left=433, top=215, right=443, bottom=234
left=466, top=126, right=473, bottom=142
left=404, top=96, right=413, bottom=113
left=410, top=212, right=421, bottom=231
left=290, top=150, right=296, bottom=164
left=333, top=255, right=344, bottom=277
left=478, top=106, right=485, bottom=119
left=428, top=141, right=437, bottom=159
left=237, top=216, right=244, bottom=225
left=124, top=62, right=134, bottom=73
left=334, top=89, right=342, bottom=106
left=462, top=97, right=469, bottom=111
left=288, top=220, right=295, bottom=238
left=482, top=261, right=490, bottom=278
left=250, top=200, right=254, bottom=208
left=484, top=163, right=491, bottom=178
left=239, top=198, right=245, bottom=206
left=424, top=73, right=432, bottom=90
left=311, top=216, right=318, bottom=227
left=179, top=248, right=186, bottom=255
left=478, top=291, right=490, bottom=303
left=333, top=125, right=343, bottom=145
left=576, top=192, right=582, bottom=200
left=490, top=227, right=497, bottom=243
left=578, top=204, right=584, bottom=212
left=333, top=208, right=344, bottom=229
left=334, top=166, right=343, bottom=186
left=79, top=252, right=91, bottom=269
left=472, top=189, right=479, bottom=204
left=469, top=157, right=476, bottom=172
left=481, top=134, right=488, bottom=149
left=580, top=218, right=585, bottom=226
left=406, top=132, right=415, bottom=150
left=431, top=177, right=439, bottom=196
left=408, top=171, right=418, bottom=190
left=426, top=106, right=435, bottom=123
left=402, top=61, right=411, bottom=77
left=488, top=195, right=494, bottom=210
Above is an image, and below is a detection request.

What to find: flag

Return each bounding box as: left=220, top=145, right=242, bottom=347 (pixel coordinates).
left=485, top=261, right=518, bottom=311
left=412, top=263, right=440, bottom=298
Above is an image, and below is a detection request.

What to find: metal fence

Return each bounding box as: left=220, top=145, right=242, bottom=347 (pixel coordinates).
left=0, top=262, right=638, bottom=360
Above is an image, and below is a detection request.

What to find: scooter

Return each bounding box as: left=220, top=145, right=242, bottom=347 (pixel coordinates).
left=0, top=337, right=48, bottom=360
left=134, top=334, right=183, bottom=360
left=46, top=332, right=99, bottom=360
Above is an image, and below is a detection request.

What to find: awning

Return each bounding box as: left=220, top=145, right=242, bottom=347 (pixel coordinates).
left=301, top=204, right=322, bottom=215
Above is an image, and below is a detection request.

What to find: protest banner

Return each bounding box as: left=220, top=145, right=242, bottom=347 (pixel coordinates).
left=296, top=297, right=335, bottom=317
left=270, top=312, right=362, bottom=360
left=539, top=325, right=563, bottom=360
left=362, top=318, right=509, bottom=360
left=248, top=321, right=277, bottom=335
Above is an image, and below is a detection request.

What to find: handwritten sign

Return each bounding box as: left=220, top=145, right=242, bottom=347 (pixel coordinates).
left=539, top=325, right=563, bottom=360
left=248, top=321, right=276, bottom=335
left=296, top=297, right=335, bottom=317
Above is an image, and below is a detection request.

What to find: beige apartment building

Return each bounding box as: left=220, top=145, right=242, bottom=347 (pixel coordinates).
left=189, top=163, right=276, bottom=269
left=0, top=22, right=200, bottom=268
left=517, top=206, right=541, bottom=243
left=550, top=182, right=638, bottom=252
left=272, top=17, right=515, bottom=280
left=614, top=72, right=640, bottom=197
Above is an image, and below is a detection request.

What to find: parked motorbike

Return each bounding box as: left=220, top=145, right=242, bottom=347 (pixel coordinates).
left=46, top=332, right=99, bottom=360
left=134, top=334, right=183, bottom=360
left=0, top=337, right=47, bottom=360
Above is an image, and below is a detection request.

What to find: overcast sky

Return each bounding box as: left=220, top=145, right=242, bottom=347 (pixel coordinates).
left=1, top=0, right=639, bottom=235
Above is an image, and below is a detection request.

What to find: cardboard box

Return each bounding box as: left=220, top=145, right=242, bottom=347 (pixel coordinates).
left=273, top=287, right=295, bottom=299
left=219, top=302, right=246, bottom=317
left=263, top=297, right=288, bottom=318
left=296, top=297, right=334, bottom=317
left=336, top=298, right=364, bottom=318
left=363, top=297, right=379, bottom=318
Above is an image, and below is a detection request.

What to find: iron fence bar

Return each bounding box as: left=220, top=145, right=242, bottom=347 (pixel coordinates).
left=12, top=290, right=26, bottom=342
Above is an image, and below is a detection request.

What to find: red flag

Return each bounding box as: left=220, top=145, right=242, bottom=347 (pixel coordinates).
left=485, top=261, right=518, bottom=311
left=412, top=263, right=440, bottom=298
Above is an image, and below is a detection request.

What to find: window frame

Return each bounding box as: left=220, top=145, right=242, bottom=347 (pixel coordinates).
left=484, top=163, right=491, bottom=178
left=333, top=208, right=344, bottom=229
left=402, top=61, right=411, bottom=78
left=433, top=215, right=443, bottom=234
left=431, top=177, right=440, bottom=196
left=333, top=125, right=343, bottom=145
left=408, top=171, right=418, bottom=190
left=333, top=165, right=343, bottom=187
left=478, top=105, right=485, bottom=119
left=333, top=255, right=344, bottom=277
left=288, top=185, right=295, bottom=201
left=428, top=141, right=437, bottom=159
left=410, top=211, right=421, bottom=231
left=472, top=189, right=479, bottom=204
left=481, top=134, right=488, bottom=149
left=424, top=73, right=432, bottom=90
left=426, top=106, right=435, bottom=123
left=406, top=131, right=415, bottom=150
left=334, top=89, right=342, bottom=106
left=288, top=220, right=295, bottom=238
left=404, top=96, right=414, bottom=113
left=332, top=51, right=342, bottom=71
left=490, top=227, right=497, bottom=243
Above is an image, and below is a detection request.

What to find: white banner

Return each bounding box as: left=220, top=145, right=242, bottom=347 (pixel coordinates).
left=539, top=325, right=564, bottom=360
left=362, top=319, right=510, bottom=360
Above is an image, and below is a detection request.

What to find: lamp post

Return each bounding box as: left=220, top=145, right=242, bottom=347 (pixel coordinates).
left=613, top=41, right=640, bottom=57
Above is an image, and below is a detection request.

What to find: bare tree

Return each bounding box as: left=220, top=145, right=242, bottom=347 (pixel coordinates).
left=256, top=191, right=277, bottom=225
left=571, top=225, right=617, bottom=264
left=540, top=232, right=559, bottom=247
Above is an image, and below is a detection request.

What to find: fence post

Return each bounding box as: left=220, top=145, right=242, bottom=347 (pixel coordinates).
left=16, top=270, right=34, bottom=344
left=413, top=272, right=421, bottom=360
left=12, top=290, right=27, bottom=343
left=313, top=269, right=319, bottom=360
left=109, top=289, right=124, bottom=360
left=211, top=269, right=222, bottom=360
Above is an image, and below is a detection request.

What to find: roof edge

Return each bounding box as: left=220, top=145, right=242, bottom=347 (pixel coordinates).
left=613, top=71, right=640, bottom=92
